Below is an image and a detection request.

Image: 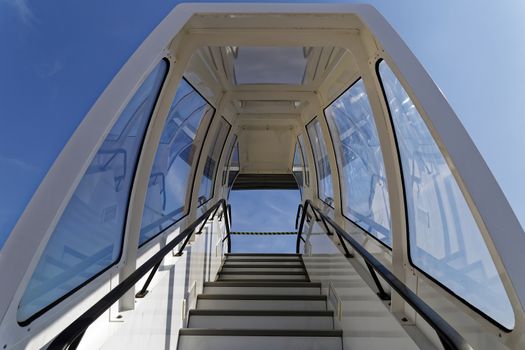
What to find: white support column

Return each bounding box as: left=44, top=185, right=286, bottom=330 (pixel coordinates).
left=345, top=39, right=408, bottom=314
left=118, top=41, right=197, bottom=311
left=310, top=95, right=345, bottom=225
left=299, top=101, right=320, bottom=207
left=187, top=91, right=232, bottom=226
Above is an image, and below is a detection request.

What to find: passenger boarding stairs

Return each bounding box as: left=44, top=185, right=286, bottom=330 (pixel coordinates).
left=177, top=253, right=343, bottom=349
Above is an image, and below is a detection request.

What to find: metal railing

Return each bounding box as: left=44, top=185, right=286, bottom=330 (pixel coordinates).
left=48, top=199, right=231, bottom=349
left=295, top=200, right=473, bottom=350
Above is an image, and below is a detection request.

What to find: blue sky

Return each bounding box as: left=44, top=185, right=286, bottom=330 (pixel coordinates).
left=229, top=189, right=300, bottom=252
left=1, top=0, right=524, bottom=250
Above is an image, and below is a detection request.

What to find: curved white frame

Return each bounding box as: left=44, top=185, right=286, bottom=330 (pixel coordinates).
left=0, top=3, right=523, bottom=349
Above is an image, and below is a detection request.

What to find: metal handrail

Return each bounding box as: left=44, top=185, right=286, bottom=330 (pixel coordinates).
left=48, top=199, right=231, bottom=349
left=295, top=200, right=473, bottom=350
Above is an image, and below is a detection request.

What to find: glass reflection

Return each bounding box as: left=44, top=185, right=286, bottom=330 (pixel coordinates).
left=297, top=134, right=309, bottom=187
left=378, top=60, right=514, bottom=329
left=226, top=139, right=240, bottom=188
left=198, top=118, right=231, bottom=204
left=325, top=79, right=391, bottom=246
left=18, top=61, right=168, bottom=322
left=307, top=119, right=334, bottom=205
left=292, top=142, right=304, bottom=191
left=139, top=79, right=213, bottom=245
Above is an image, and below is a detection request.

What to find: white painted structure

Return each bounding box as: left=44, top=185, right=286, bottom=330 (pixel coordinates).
left=0, top=3, right=523, bottom=349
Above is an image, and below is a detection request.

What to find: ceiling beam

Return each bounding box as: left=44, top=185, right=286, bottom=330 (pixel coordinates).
left=185, top=28, right=358, bottom=48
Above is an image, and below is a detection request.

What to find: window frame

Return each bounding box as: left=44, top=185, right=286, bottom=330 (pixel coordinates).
left=375, top=58, right=514, bottom=331
left=222, top=134, right=238, bottom=186
left=323, top=77, right=392, bottom=250
left=297, top=134, right=309, bottom=188
left=306, top=116, right=335, bottom=208
left=138, top=76, right=217, bottom=247
left=197, top=116, right=232, bottom=208
left=18, top=59, right=170, bottom=326
left=226, top=137, right=240, bottom=189
left=292, top=134, right=310, bottom=191
left=291, top=137, right=305, bottom=194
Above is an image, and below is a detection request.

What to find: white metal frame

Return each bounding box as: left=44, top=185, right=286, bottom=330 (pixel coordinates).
left=0, top=3, right=523, bottom=349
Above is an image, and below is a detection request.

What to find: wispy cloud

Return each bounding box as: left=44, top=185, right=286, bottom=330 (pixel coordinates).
left=0, top=153, right=39, bottom=174
left=2, top=0, right=37, bottom=26
left=36, top=59, right=63, bottom=79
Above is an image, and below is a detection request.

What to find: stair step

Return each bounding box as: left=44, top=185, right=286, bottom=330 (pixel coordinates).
left=203, top=281, right=321, bottom=295
left=221, top=267, right=306, bottom=273
left=218, top=274, right=308, bottom=281
left=198, top=294, right=326, bottom=300
left=224, top=259, right=304, bottom=264
left=221, top=264, right=305, bottom=269
left=178, top=329, right=342, bottom=350
left=214, top=278, right=310, bottom=282
left=219, top=271, right=306, bottom=275
left=225, top=253, right=301, bottom=257
left=196, top=294, right=327, bottom=311
left=179, top=329, right=341, bottom=336
left=204, top=281, right=321, bottom=288
left=188, top=310, right=334, bottom=330
left=189, top=310, right=333, bottom=316
left=226, top=256, right=301, bottom=262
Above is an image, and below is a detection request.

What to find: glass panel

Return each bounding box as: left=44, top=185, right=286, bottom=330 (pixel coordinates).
left=325, top=79, right=392, bottom=246
left=227, top=140, right=240, bottom=188
left=234, top=47, right=307, bottom=85
left=18, top=61, right=168, bottom=322
left=292, top=142, right=304, bottom=190
left=222, top=136, right=236, bottom=186
left=297, top=134, right=309, bottom=187
left=139, top=79, right=214, bottom=246
left=378, top=60, right=514, bottom=329
left=198, top=118, right=230, bottom=205
left=307, top=119, right=334, bottom=205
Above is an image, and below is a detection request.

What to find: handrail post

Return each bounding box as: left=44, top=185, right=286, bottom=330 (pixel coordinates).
left=335, top=232, right=353, bottom=258
left=227, top=204, right=232, bottom=228
left=296, top=201, right=310, bottom=253
left=365, top=262, right=390, bottom=301
left=319, top=214, right=333, bottom=236
left=220, top=200, right=232, bottom=253
left=135, top=261, right=162, bottom=298
left=295, top=204, right=303, bottom=230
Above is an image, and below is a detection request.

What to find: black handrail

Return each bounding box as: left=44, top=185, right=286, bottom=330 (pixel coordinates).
left=294, top=204, right=303, bottom=230
left=49, top=199, right=231, bottom=349
left=136, top=204, right=222, bottom=299
left=296, top=200, right=473, bottom=350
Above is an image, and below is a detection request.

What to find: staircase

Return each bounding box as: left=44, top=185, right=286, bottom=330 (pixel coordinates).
left=177, top=253, right=343, bottom=349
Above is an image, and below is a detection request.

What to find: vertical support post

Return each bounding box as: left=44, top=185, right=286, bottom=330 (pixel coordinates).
left=118, top=46, right=196, bottom=312
left=346, top=40, right=408, bottom=314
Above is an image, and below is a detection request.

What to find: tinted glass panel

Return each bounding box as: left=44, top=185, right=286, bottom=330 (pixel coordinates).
left=292, top=142, right=304, bottom=190
left=139, top=79, right=214, bottom=245
left=325, top=79, right=392, bottom=246
left=307, top=119, right=333, bottom=205
left=226, top=140, right=240, bottom=188
left=297, top=134, right=309, bottom=187
left=18, top=61, right=168, bottom=322
left=378, top=60, right=514, bottom=329
left=198, top=118, right=230, bottom=204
